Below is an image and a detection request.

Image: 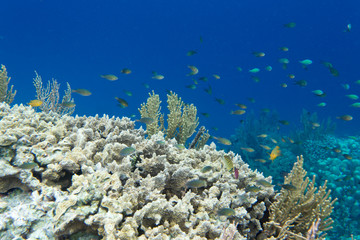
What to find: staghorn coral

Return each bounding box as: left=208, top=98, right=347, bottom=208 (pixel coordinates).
left=0, top=64, right=16, bottom=104
left=33, top=71, right=75, bottom=116
left=263, top=155, right=337, bottom=239
left=0, top=102, right=275, bottom=239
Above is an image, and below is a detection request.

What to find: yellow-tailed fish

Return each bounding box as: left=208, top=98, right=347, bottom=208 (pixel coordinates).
left=259, top=145, right=271, bottom=150
left=28, top=99, right=43, bottom=107
left=121, top=68, right=131, bottom=74
left=135, top=117, right=154, bottom=124
left=217, top=208, right=235, bottom=217
left=213, top=74, right=220, bottom=79
left=231, top=110, right=246, bottom=115
left=101, top=74, right=118, bottom=81
left=187, top=65, right=199, bottom=76
left=255, top=158, right=267, bottom=163
left=186, top=179, right=207, bottom=189
left=213, top=136, right=231, bottom=145
left=235, top=103, right=247, bottom=109
left=72, top=88, right=92, bottom=96
left=246, top=185, right=261, bottom=192
left=61, top=102, right=76, bottom=108
left=337, top=115, right=353, bottom=121
left=115, top=97, right=129, bottom=108
left=256, top=179, right=272, bottom=187
left=252, top=51, right=265, bottom=57
left=280, top=83, right=287, bottom=88
left=241, top=147, right=255, bottom=153
left=279, top=46, right=289, bottom=52
left=257, top=134, right=268, bottom=138
left=152, top=74, right=164, bottom=80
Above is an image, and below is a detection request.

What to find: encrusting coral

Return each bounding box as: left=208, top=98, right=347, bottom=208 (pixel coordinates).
left=262, top=155, right=337, bottom=240
left=0, top=102, right=276, bottom=239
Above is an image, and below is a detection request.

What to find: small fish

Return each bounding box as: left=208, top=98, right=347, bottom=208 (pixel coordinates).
left=123, top=90, right=133, bottom=96
left=200, top=112, right=210, bottom=118
left=175, top=144, right=185, bottom=150
left=187, top=50, right=197, bottom=56
left=61, top=102, right=76, bottom=108
left=121, top=68, right=132, bottom=74
left=270, top=138, right=278, bottom=144
left=213, top=137, right=232, bottom=145
left=343, top=154, right=352, bottom=160
left=235, top=104, right=247, bottom=109
left=28, top=99, right=43, bottom=107
left=18, top=162, right=38, bottom=169
left=279, top=120, right=290, bottom=125
left=120, top=147, right=136, bottom=156
left=213, top=74, right=221, bottom=79
left=155, top=140, right=165, bottom=145
left=186, top=84, right=197, bottom=90
left=317, top=102, right=327, bottom=107
left=311, top=122, right=320, bottom=128
left=255, top=158, right=267, bottom=163
left=231, top=110, right=246, bottom=115
left=223, top=155, right=234, bottom=172
left=252, top=51, right=265, bottom=57
left=215, top=98, right=225, bottom=105
left=241, top=147, right=255, bottom=153
left=280, top=83, right=288, bottom=88
left=187, top=65, right=199, bottom=76
left=269, top=146, right=281, bottom=161
left=333, top=148, right=342, bottom=153
left=204, top=85, right=212, bottom=95
left=312, top=90, right=326, bottom=97
left=259, top=145, right=271, bottom=150
left=299, top=59, right=312, bottom=65
left=344, top=23, right=352, bottom=32
left=115, top=97, right=129, bottom=108
left=355, top=80, right=360, bottom=85
left=342, top=84, right=350, bottom=90
left=256, top=179, right=272, bottom=187
left=248, top=98, right=255, bottom=103
left=350, top=102, right=360, bottom=108
left=198, top=77, right=208, bottom=82
left=249, top=68, right=260, bottom=73
left=346, top=94, right=359, bottom=100
left=234, top=167, right=239, bottom=179
left=152, top=74, right=165, bottom=80
left=288, top=74, right=295, bottom=79
left=201, top=166, right=213, bottom=173
left=142, top=83, right=150, bottom=89
left=236, top=67, right=243, bottom=72
left=337, top=115, right=353, bottom=121
left=279, top=58, right=289, bottom=64
left=281, top=184, right=297, bottom=191
left=279, top=46, right=289, bottom=52
left=284, top=22, right=296, bottom=28
left=246, top=185, right=261, bottom=193
left=329, top=67, right=339, bottom=77
left=217, top=208, right=235, bottom=217
left=101, top=74, right=118, bottom=81
left=72, top=88, right=92, bottom=96
left=186, top=179, right=207, bottom=189
left=294, top=80, right=307, bottom=87
left=257, top=134, right=268, bottom=138
left=265, top=66, right=272, bottom=71
left=136, top=117, right=154, bottom=124
left=251, top=76, right=260, bottom=82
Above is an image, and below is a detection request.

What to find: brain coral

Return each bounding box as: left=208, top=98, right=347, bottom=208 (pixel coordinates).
left=0, top=103, right=275, bottom=239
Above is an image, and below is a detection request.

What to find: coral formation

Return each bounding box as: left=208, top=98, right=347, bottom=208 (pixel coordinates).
left=139, top=91, right=202, bottom=146
left=0, top=102, right=275, bottom=239
left=263, top=155, right=336, bottom=239
left=0, top=64, right=16, bottom=104
left=33, top=71, right=75, bottom=115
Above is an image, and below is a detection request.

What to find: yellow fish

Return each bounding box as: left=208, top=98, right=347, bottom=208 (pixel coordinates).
left=241, top=147, right=255, bottom=153
left=269, top=146, right=281, bottom=161
left=28, top=99, right=43, bottom=107
left=100, top=74, right=118, bottom=81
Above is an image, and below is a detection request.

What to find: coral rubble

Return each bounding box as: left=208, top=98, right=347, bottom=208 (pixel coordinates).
left=0, top=102, right=275, bottom=239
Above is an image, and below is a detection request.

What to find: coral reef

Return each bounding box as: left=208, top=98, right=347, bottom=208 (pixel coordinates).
left=0, top=102, right=275, bottom=239
left=0, top=64, right=16, bottom=104
left=33, top=71, right=75, bottom=115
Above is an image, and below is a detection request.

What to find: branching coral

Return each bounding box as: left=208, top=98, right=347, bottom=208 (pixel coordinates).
left=264, top=155, right=337, bottom=239
left=0, top=64, right=16, bottom=104
left=139, top=91, right=202, bottom=146
left=33, top=71, right=75, bottom=115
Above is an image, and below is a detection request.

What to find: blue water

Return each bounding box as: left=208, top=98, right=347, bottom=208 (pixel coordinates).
left=1, top=0, right=360, bottom=239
